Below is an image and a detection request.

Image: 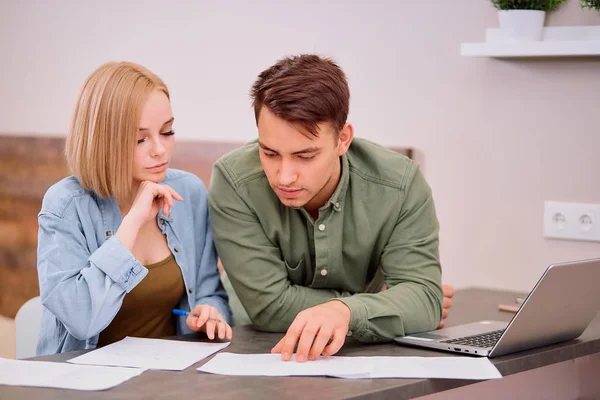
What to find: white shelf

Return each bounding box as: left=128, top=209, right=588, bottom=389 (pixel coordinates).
left=461, top=41, right=600, bottom=57
left=461, top=26, right=600, bottom=58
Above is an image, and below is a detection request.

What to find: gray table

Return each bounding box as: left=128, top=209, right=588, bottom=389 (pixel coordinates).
left=2, top=288, right=600, bottom=400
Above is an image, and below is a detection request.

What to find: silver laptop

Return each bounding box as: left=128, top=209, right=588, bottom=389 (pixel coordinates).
left=395, top=258, right=600, bottom=357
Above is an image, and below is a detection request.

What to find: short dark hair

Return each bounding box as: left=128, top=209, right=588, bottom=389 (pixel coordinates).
left=250, top=54, right=350, bottom=137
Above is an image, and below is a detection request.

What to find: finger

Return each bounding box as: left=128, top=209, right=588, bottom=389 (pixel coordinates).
left=437, top=320, right=445, bottom=329
left=140, top=180, right=154, bottom=195
left=216, top=316, right=227, bottom=340
left=308, top=327, right=333, bottom=361
left=196, top=305, right=211, bottom=329
left=321, top=329, right=346, bottom=357
left=205, top=307, right=218, bottom=340
left=186, top=314, right=199, bottom=332
left=138, top=182, right=159, bottom=205
left=163, top=189, right=174, bottom=210
left=150, top=185, right=171, bottom=216
left=225, top=324, right=233, bottom=341
left=442, top=285, right=455, bottom=298
left=163, top=197, right=170, bottom=217
left=160, top=184, right=181, bottom=202
left=443, top=296, right=453, bottom=309
left=279, top=319, right=306, bottom=361
left=150, top=182, right=165, bottom=197
left=169, top=187, right=183, bottom=201
left=205, top=319, right=216, bottom=340
left=145, top=183, right=167, bottom=216
left=161, top=191, right=173, bottom=216
left=442, top=308, right=449, bottom=319
left=271, top=336, right=286, bottom=354
left=295, top=323, right=319, bottom=362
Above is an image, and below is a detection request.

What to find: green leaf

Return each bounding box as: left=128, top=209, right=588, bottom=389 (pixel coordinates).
left=580, top=0, right=600, bottom=9
left=490, top=0, right=568, bottom=12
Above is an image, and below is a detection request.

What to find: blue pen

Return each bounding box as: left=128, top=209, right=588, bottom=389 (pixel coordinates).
left=172, top=309, right=200, bottom=317
left=172, top=309, right=221, bottom=322
left=172, top=308, right=226, bottom=340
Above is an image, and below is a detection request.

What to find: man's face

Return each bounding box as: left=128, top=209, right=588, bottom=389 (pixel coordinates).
left=257, top=107, right=351, bottom=211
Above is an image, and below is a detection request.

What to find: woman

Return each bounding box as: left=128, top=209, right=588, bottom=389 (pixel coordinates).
left=36, top=61, right=232, bottom=355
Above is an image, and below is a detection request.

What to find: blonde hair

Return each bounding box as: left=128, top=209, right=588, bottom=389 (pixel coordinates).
left=66, top=61, right=169, bottom=202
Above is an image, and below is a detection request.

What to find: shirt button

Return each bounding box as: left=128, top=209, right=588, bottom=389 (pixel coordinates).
left=160, top=219, right=165, bottom=225
left=174, top=247, right=180, bottom=253
left=320, top=269, right=328, bottom=276
left=347, top=331, right=353, bottom=337
left=188, top=287, right=193, bottom=294
left=334, top=202, right=340, bottom=209
left=318, top=224, right=326, bottom=231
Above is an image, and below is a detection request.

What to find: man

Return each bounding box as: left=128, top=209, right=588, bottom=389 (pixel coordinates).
left=208, top=54, right=453, bottom=362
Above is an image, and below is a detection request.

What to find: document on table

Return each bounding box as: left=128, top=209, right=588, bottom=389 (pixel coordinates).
left=340, top=356, right=502, bottom=379
left=198, top=353, right=373, bottom=378
left=68, top=337, right=230, bottom=371
left=0, top=357, right=145, bottom=391
left=198, top=353, right=502, bottom=380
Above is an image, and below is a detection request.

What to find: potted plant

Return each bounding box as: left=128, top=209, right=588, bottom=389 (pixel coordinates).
left=580, top=0, right=600, bottom=10
left=491, top=0, right=568, bottom=41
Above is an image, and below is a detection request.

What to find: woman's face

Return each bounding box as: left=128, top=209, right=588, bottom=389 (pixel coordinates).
left=132, top=90, right=175, bottom=185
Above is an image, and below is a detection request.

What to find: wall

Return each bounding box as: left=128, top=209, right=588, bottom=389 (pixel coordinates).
left=1, top=0, right=599, bottom=293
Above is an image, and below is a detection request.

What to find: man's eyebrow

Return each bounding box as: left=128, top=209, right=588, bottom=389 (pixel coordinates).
left=291, top=146, right=319, bottom=155
left=258, top=142, right=319, bottom=155
left=259, top=142, right=276, bottom=152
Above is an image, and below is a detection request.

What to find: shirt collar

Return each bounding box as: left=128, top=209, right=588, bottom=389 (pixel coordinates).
left=323, top=153, right=349, bottom=212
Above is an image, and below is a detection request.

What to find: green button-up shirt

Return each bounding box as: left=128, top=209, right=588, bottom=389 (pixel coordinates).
left=208, top=138, right=443, bottom=342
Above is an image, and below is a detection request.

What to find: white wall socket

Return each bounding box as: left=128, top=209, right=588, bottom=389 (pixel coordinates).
left=543, top=201, right=600, bottom=242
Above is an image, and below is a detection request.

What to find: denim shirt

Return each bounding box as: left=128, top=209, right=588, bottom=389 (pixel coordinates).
left=36, top=169, right=231, bottom=356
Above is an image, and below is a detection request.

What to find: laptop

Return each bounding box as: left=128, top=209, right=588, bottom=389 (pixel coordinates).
left=395, top=257, right=600, bottom=357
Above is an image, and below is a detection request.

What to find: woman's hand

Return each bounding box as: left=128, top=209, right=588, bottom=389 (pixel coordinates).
left=116, top=181, right=183, bottom=250
left=186, top=304, right=232, bottom=340
left=127, top=181, right=183, bottom=226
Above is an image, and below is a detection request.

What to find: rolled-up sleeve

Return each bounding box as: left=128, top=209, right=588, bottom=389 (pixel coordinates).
left=336, top=166, right=443, bottom=342
left=37, top=211, right=147, bottom=340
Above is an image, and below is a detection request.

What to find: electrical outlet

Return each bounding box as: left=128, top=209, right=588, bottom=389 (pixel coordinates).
left=544, top=201, right=600, bottom=242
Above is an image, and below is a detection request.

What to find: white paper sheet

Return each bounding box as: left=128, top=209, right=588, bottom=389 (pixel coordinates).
left=0, top=357, right=145, bottom=391
left=334, top=356, right=502, bottom=380
left=197, top=353, right=372, bottom=378
left=68, top=337, right=230, bottom=371
left=198, top=353, right=502, bottom=380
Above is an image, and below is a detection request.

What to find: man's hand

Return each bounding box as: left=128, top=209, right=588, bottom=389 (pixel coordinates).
left=271, top=300, right=351, bottom=362
left=437, top=284, right=455, bottom=329
left=380, top=282, right=455, bottom=329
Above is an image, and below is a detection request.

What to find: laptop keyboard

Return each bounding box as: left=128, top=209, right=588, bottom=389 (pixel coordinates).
left=441, top=329, right=505, bottom=348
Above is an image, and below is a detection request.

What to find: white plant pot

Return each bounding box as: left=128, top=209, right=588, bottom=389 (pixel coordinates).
left=498, top=10, right=546, bottom=41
